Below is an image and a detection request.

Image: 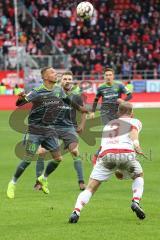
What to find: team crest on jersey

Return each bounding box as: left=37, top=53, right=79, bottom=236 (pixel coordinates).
left=55, top=92, right=60, bottom=97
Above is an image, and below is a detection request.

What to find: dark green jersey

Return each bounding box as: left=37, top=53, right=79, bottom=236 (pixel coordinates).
left=25, top=84, right=66, bottom=127
left=95, top=81, right=130, bottom=117
left=54, top=91, right=83, bottom=128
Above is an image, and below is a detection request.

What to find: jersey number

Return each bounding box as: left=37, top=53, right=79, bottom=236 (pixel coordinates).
left=108, top=122, right=120, bottom=138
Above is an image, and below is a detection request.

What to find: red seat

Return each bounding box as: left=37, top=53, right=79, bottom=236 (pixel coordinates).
left=79, top=38, right=85, bottom=46
left=85, top=39, right=92, bottom=45
left=73, top=39, right=80, bottom=45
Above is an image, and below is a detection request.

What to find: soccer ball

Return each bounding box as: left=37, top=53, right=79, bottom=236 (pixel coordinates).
left=76, top=1, right=94, bottom=19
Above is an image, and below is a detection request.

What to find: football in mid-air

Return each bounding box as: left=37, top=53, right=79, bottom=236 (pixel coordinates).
left=76, top=1, right=94, bottom=19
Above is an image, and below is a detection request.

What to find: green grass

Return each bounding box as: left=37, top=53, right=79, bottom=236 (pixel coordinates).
left=0, top=109, right=160, bottom=240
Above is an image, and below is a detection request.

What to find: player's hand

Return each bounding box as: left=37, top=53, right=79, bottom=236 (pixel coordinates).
left=18, top=92, right=26, bottom=98
left=16, top=92, right=27, bottom=106
left=135, top=146, right=148, bottom=159
left=89, top=112, right=95, bottom=119
left=17, top=92, right=26, bottom=101
left=117, top=98, right=124, bottom=104
left=76, top=124, right=85, bottom=134
left=136, top=150, right=148, bottom=159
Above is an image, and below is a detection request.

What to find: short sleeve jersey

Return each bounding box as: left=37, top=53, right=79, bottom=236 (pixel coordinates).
left=96, top=81, right=130, bottom=117
left=99, top=117, right=142, bottom=153
left=54, top=92, right=84, bottom=128
left=25, top=84, right=66, bottom=126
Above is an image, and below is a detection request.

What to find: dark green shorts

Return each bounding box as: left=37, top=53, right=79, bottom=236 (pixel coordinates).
left=56, top=127, right=78, bottom=149
left=25, top=133, right=60, bottom=155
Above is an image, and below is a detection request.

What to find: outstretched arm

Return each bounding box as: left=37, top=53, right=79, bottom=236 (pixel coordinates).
left=16, top=92, right=28, bottom=106
left=16, top=90, right=38, bottom=106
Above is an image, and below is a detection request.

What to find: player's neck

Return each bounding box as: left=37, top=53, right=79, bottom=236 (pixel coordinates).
left=43, top=81, right=56, bottom=90
left=105, top=81, right=114, bottom=86
left=119, top=114, right=131, bottom=118
left=63, top=86, right=72, bottom=94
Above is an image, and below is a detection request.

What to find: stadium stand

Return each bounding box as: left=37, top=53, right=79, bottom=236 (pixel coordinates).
left=0, top=0, right=159, bottom=79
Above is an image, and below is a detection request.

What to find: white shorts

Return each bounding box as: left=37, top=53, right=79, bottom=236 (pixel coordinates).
left=90, top=152, right=143, bottom=182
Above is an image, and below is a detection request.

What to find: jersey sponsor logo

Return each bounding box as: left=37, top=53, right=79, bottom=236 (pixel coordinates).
left=58, top=105, right=72, bottom=110
left=43, top=100, right=62, bottom=106
left=104, top=93, right=118, bottom=98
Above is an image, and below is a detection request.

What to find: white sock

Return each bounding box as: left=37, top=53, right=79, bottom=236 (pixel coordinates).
left=42, top=174, right=47, bottom=180
left=74, top=189, right=92, bottom=216
left=132, top=177, right=144, bottom=203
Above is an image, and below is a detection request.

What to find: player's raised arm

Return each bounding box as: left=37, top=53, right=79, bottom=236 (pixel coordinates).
left=16, top=92, right=27, bottom=106
left=124, top=92, right=132, bottom=101
left=121, top=83, right=133, bottom=101
left=16, top=90, right=38, bottom=106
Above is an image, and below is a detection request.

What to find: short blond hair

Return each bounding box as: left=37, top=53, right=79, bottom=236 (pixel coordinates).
left=62, top=71, right=73, bottom=77
left=118, top=102, right=133, bottom=116
left=41, top=67, right=52, bottom=77
left=104, top=68, right=115, bottom=74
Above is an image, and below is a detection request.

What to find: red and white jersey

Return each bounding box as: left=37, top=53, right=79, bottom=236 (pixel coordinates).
left=99, top=117, right=142, bottom=155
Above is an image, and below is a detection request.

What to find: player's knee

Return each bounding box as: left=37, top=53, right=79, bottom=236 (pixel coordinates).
left=54, top=156, right=62, bottom=162
left=69, top=143, right=79, bottom=156
left=71, top=148, right=79, bottom=157
left=37, top=147, right=47, bottom=155
left=50, top=150, right=62, bottom=162
left=86, top=178, right=101, bottom=193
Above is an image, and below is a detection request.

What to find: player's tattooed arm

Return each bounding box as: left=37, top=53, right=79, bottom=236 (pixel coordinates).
left=16, top=92, right=28, bottom=106
left=16, top=90, right=38, bottom=106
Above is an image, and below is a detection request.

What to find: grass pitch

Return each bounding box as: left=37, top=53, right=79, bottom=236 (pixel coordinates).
left=0, top=109, right=160, bottom=240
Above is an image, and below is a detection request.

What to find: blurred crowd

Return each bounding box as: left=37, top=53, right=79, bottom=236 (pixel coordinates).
left=0, top=82, right=23, bottom=95
left=0, top=0, right=160, bottom=79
